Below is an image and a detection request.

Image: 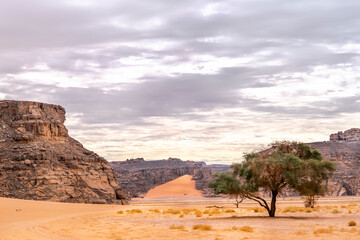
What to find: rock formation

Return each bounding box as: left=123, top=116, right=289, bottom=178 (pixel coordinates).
left=109, top=158, right=229, bottom=198
left=0, top=100, right=127, bottom=204
left=309, top=128, right=360, bottom=196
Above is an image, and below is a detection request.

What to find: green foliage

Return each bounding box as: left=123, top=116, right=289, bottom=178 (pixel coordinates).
left=209, top=141, right=335, bottom=217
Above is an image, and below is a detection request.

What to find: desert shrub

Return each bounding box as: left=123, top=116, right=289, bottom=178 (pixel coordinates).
left=169, top=225, right=185, bottom=230
left=165, top=209, right=181, bottom=214
left=202, top=209, right=210, bottom=214
left=179, top=214, right=184, bottom=218
left=240, top=226, right=254, bottom=232
left=331, top=209, right=341, bottom=214
left=193, top=224, right=212, bottom=231
left=349, top=221, right=356, bottom=227
left=341, top=205, right=347, bottom=208
left=117, top=210, right=124, bottom=214
left=249, top=207, right=265, bottom=213
left=210, top=208, right=222, bottom=215
left=126, top=209, right=142, bottom=214
left=195, top=210, right=203, bottom=217
left=313, top=226, right=333, bottom=234
left=224, top=209, right=236, bottom=213
left=149, top=209, right=160, bottom=214
left=282, top=206, right=304, bottom=213
left=305, top=208, right=314, bottom=213
left=182, top=209, right=195, bottom=215
left=231, top=225, right=254, bottom=232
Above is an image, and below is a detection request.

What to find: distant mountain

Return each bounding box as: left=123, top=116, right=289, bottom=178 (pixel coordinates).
left=109, top=158, right=230, bottom=198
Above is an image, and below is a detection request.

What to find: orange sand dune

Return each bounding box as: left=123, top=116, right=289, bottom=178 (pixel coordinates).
left=144, top=175, right=203, bottom=198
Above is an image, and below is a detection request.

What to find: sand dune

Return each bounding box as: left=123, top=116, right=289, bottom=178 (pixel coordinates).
left=143, top=174, right=203, bottom=198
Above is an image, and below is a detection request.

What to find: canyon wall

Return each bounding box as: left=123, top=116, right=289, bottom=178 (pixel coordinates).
left=0, top=100, right=127, bottom=204
left=109, top=158, right=229, bottom=198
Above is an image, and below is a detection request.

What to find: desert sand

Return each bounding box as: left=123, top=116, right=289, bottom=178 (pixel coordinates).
left=144, top=174, right=203, bottom=199
left=2, top=195, right=360, bottom=239
left=1, top=176, right=360, bottom=239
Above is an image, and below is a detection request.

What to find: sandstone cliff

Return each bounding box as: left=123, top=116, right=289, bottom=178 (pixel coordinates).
left=109, top=158, right=229, bottom=198
left=309, top=128, right=360, bottom=196
left=0, top=100, right=127, bottom=204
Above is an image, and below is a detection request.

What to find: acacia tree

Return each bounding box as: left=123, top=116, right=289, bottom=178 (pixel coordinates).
left=208, top=173, right=244, bottom=207
left=209, top=141, right=335, bottom=217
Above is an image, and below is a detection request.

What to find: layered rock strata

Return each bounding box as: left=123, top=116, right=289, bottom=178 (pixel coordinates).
left=0, top=100, right=127, bottom=204
left=310, top=128, right=360, bottom=196
left=109, top=158, right=229, bottom=198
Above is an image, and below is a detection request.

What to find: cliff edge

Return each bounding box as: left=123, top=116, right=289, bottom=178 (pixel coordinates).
left=0, top=100, right=127, bottom=204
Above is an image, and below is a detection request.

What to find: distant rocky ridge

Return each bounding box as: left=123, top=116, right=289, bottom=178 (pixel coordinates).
left=109, top=158, right=230, bottom=198
left=309, top=128, right=360, bottom=196
left=0, top=100, right=127, bottom=204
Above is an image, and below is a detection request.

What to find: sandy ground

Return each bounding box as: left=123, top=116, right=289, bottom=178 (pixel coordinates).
left=2, top=196, right=360, bottom=240
left=144, top=175, right=203, bottom=199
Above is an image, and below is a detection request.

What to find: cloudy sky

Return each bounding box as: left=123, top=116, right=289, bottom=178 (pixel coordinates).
left=1, top=0, right=360, bottom=164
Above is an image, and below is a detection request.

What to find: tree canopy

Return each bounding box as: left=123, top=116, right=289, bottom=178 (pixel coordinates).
left=209, top=141, right=335, bottom=217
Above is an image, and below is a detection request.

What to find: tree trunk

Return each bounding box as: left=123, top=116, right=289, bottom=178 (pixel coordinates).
left=268, top=190, right=278, bottom=217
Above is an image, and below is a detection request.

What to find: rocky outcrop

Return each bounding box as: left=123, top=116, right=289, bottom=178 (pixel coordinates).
left=109, top=158, right=229, bottom=198
left=0, top=100, right=127, bottom=204
left=329, top=128, right=360, bottom=142
left=309, top=129, right=360, bottom=196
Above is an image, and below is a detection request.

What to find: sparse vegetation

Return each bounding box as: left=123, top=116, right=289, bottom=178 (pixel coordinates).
left=349, top=221, right=356, bottom=226
left=313, top=226, right=333, bottom=234
left=169, top=224, right=185, bottom=230
left=117, top=210, right=123, bottom=214
left=331, top=209, right=341, bottom=214
left=210, top=141, right=335, bottom=217
left=126, top=209, right=142, bottom=214
left=192, top=224, right=212, bottom=231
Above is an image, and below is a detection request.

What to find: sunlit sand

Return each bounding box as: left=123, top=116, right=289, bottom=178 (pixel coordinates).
left=2, top=195, right=360, bottom=240
left=144, top=175, right=203, bottom=199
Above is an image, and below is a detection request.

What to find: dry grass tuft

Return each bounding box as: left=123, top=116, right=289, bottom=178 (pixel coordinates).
left=349, top=221, right=356, bottom=227
left=313, top=226, right=333, bottom=234
left=179, top=214, right=184, bottom=218
left=149, top=209, right=161, bottom=214
left=117, top=210, right=123, bottom=214
left=248, top=207, right=265, bottom=213
left=239, top=225, right=254, bottom=232
left=193, top=224, right=212, bottom=231
left=126, top=209, right=142, bottom=214
left=165, top=209, right=181, bottom=214
left=331, top=209, right=341, bottom=214
left=169, top=224, right=185, bottom=230
left=224, top=209, right=236, bottom=213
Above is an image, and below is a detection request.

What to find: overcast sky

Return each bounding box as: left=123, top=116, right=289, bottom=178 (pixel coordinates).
left=1, top=0, right=359, bottom=164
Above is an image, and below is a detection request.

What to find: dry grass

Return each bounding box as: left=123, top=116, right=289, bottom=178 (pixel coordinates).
left=169, top=225, right=185, bottom=230
left=349, top=221, right=356, bottom=227
left=231, top=225, right=254, bottom=232
left=126, top=209, right=142, bottom=214
left=248, top=207, right=265, bottom=213
left=282, top=206, right=314, bottom=213
left=239, top=226, right=254, bottom=232
left=149, top=209, right=161, bottom=214
left=193, top=224, right=212, bottom=231
left=164, top=209, right=181, bottom=214
left=313, top=226, right=333, bottom=234
left=224, top=209, right=236, bottom=213
left=331, top=209, right=341, bottom=214
left=116, top=210, right=123, bottom=214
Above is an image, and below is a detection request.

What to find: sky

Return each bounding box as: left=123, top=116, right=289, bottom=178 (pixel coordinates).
left=0, top=0, right=360, bottom=164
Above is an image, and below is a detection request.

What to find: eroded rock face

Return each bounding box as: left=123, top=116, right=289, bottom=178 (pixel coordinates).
left=109, top=158, right=229, bottom=198
left=0, top=100, right=127, bottom=204
left=309, top=128, right=360, bottom=196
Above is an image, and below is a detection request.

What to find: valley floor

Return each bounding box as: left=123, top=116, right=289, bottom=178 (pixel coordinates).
left=1, top=196, right=360, bottom=240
